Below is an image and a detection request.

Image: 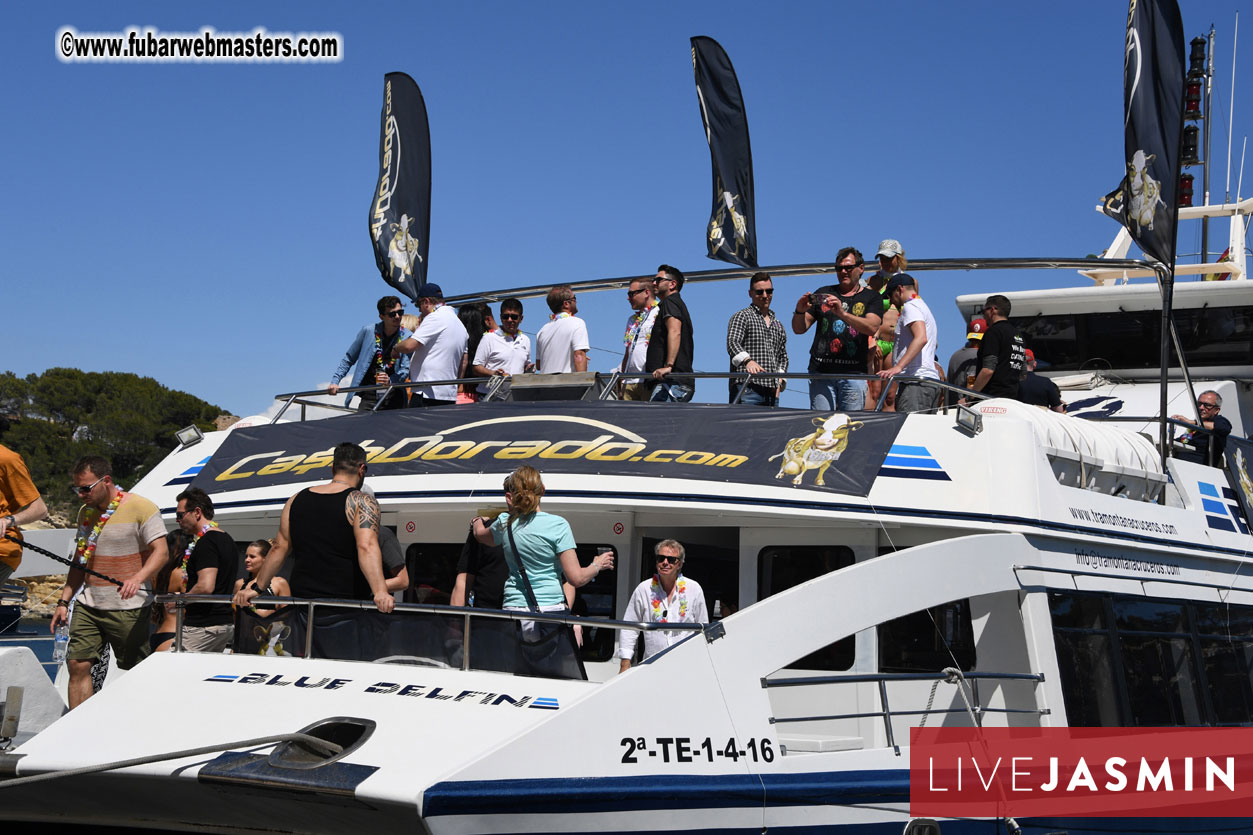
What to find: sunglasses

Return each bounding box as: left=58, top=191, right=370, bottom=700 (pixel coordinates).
left=1199, top=401, right=1219, bottom=409
left=752, top=289, right=774, bottom=296
left=70, top=474, right=106, bottom=495
left=384, top=310, right=404, bottom=318
left=656, top=554, right=681, bottom=564
left=175, top=509, right=195, bottom=520
left=837, top=263, right=861, bottom=272
left=627, top=288, right=648, bottom=296
left=500, top=313, right=521, bottom=321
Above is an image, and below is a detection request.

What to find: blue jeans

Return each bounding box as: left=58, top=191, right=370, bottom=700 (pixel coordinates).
left=649, top=382, right=694, bottom=403
left=733, top=384, right=778, bottom=407
left=810, top=377, right=865, bottom=411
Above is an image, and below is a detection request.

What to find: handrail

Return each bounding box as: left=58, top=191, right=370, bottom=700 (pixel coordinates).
left=758, top=669, right=1048, bottom=754
left=166, top=594, right=703, bottom=671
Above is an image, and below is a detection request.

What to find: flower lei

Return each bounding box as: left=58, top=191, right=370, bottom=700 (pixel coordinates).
left=649, top=574, right=688, bottom=623
left=373, top=326, right=397, bottom=376
left=623, top=299, right=658, bottom=347
left=549, top=311, right=573, bottom=322
left=179, top=520, right=219, bottom=592
left=75, top=490, right=126, bottom=567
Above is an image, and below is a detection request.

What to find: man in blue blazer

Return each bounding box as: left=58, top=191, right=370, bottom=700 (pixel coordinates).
left=327, top=296, right=412, bottom=410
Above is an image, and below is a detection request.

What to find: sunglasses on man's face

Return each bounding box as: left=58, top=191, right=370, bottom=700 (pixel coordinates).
left=656, top=554, right=681, bottom=565
left=752, top=288, right=774, bottom=296
left=500, top=313, right=521, bottom=321
left=70, top=475, right=106, bottom=496
left=384, top=310, right=404, bottom=318
left=837, top=263, right=860, bottom=272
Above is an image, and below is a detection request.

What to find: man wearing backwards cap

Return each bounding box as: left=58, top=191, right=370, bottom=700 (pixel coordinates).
left=876, top=273, right=940, bottom=414
left=392, top=283, right=469, bottom=407
left=946, top=318, right=986, bottom=407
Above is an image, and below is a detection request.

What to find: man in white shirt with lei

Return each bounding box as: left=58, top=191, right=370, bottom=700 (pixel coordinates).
left=534, top=284, right=589, bottom=373
left=616, top=539, right=708, bottom=673
left=471, top=296, right=533, bottom=397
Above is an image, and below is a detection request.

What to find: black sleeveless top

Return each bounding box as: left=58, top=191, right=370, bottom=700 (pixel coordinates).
left=288, top=488, right=370, bottom=600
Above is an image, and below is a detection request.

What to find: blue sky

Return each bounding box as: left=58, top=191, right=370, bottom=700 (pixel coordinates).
left=5, top=2, right=1250, bottom=416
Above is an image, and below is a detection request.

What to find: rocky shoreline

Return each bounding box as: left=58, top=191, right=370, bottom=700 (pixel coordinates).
left=5, top=574, right=68, bottom=618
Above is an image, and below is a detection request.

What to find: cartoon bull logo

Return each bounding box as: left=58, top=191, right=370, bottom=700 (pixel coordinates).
left=1127, top=149, right=1165, bottom=233
left=254, top=622, right=291, bottom=656
left=1236, top=447, right=1253, bottom=512
left=387, top=213, right=423, bottom=280
left=768, top=413, right=864, bottom=486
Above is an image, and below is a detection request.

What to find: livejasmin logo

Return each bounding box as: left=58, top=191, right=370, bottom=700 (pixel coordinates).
left=910, top=728, right=1253, bottom=818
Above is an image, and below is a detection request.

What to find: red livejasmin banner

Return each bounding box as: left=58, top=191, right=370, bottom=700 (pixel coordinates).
left=910, top=727, right=1253, bottom=818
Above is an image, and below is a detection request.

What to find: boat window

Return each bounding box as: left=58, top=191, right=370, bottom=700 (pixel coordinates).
left=757, top=545, right=855, bottom=670
left=877, top=601, right=976, bottom=673
left=1049, top=591, right=1253, bottom=726
left=1013, top=306, right=1253, bottom=372
left=405, top=542, right=460, bottom=605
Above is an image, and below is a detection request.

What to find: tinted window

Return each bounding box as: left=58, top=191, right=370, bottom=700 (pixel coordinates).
left=878, top=601, right=976, bottom=673
left=570, top=543, right=618, bottom=663
left=759, top=545, right=855, bottom=670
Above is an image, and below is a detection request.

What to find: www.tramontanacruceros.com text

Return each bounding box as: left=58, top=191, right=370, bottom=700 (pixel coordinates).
left=57, top=27, right=343, bottom=63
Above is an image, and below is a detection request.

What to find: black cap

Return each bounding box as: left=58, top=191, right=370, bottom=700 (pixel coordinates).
left=884, top=273, right=916, bottom=293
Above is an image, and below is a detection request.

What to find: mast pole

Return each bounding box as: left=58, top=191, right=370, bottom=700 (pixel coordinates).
left=1202, top=26, right=1214, bottom=261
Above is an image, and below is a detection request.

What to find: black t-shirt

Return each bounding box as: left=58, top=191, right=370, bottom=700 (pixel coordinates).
left=807, top=284, right=882, bottom=372
left=185, top=529, right=239, bottom=627
left=976, top=320, right=1026, bottom=398
left=456, top=532, right=508, bottom=609
left=645, top=293, right=694, bottom=375
left=1018, top=372, right=1062, bottom=409
left=1182, top=413, right=1232, bottom=465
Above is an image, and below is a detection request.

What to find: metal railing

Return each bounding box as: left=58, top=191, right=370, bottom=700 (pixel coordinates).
left=165, top=594, right=703, bottom=672
left=760, top=670, right=1048, bottom=753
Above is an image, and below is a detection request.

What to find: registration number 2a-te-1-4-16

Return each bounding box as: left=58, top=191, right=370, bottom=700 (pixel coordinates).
left=620, top=736, right=775, bottom=764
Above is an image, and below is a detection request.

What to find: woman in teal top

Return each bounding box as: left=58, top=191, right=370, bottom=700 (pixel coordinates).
left=471, top=465, right=614, bottom=613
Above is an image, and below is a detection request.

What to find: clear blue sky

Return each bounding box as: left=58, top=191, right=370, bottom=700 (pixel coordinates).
left=5, top=2, right=1250, bottom=416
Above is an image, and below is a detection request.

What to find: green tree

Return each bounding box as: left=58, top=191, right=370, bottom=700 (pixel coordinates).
left=0, top=368, right=228, bottom=519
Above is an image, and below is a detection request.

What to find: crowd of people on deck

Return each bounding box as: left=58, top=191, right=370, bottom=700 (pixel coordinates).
left=3, top=439, right=707, bottom=709
left=324, top=240, right=1106, bottom=415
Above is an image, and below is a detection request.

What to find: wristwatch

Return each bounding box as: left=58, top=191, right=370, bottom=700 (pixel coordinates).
left=3, top=515, right=13, bottom=527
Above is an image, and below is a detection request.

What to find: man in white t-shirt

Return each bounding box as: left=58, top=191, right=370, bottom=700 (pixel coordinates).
left=534, top=284, right=590, bottom=373
left=877, top=273, right=939, bottom=414
left=472, top=297, right=532, bottom=396
left=392, top=283, right=469, bottom=406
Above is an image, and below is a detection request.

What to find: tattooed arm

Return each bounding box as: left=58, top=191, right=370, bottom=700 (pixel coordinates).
left=346, top=489, right=394, bottom=613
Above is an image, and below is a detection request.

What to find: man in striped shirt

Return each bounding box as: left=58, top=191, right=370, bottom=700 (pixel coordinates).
left=52, top=456, right=167, bottom=709
left=726, top=272, right=789, bottom=406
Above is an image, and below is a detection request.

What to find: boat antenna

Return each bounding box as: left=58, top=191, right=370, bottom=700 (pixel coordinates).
left=1226, top=12, right=1239, bottom=204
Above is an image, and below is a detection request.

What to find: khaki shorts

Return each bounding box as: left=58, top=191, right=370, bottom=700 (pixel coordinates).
left=67, top=603, right=152, bottom=669
left=181, top=623, right=234, bottom=653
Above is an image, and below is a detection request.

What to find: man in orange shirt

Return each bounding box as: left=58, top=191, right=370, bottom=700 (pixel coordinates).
left=0, top=439, right=49, bottom=585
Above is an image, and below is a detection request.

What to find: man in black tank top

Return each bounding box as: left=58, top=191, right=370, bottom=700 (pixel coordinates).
left=233, top=442, right=394, bottom=613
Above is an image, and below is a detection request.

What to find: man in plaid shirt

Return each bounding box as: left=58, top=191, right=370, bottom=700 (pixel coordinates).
left=726, top=272, right=789, bottom=406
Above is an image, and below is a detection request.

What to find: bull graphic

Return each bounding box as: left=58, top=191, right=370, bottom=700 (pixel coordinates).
left=1236, top=448, right=1253, bottom=512
left=709, top=191, right=748, bottom=249
left=768, top=413, right=864, bottom=486
left=1127, top=149, right=1165, bottom=233
left=387, top=213, right=423, bottom=281
left=254, top=622, right=291, bottom=656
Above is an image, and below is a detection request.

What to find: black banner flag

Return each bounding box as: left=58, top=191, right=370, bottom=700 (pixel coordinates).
left=369, top=72, right=431, bottom=301
left=691, top=36, right=757, bottom=268
left=1100, top=0, right=1186, bottom=266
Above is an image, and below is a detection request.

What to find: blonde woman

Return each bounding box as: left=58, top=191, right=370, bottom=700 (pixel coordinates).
left=867, top=239, right=909, bottom=410
left=471, top=466, right=613, bottom=632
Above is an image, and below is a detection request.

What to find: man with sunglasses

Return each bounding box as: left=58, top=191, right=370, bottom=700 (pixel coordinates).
left=792, top=246, right=882, bottom=411
left=967, top=295, right=1025, bottom=401
left=173, top=487, right=238, bottom=652
left=726, top=272, right=788, bottom=406
left=53, top=456, right=168, bottom=709
left=1172, top=391, right=1232, bottom=467
left=646, top=264, right=696, bottom=402
left=616, top=539, right=708, bottom=673
left=472, top=297, right=532, bottom=397
left=616, top=278, right=659, bottom=400
left=327, top=295, right=412, bottom=410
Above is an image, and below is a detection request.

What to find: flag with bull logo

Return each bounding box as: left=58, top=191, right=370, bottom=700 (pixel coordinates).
left=1100, top=0, right=1186, bottom=266
left=369, top=72, right=431, bottom=301
left=691, top=36, right=758, bottom=269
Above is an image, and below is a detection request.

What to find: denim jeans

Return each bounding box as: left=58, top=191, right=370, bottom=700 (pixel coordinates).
left=733, top=384, right=778, bottom=407
left=649, top=382, right=694, bottom=403
left=809, top=377, right=865, bottom=411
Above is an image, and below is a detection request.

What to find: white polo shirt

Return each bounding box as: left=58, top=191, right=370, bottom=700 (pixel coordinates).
left=408, top=303, right=469, bottom=401
left=472, top=330, right=531, bottom=393
left=535, top=315, right=590, bottom=374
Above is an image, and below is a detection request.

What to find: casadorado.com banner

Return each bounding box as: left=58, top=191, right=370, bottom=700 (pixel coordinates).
left=911, top=728, right=1253, bottom=818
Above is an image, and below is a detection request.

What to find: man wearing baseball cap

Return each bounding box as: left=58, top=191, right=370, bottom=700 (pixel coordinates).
left=946, top=318, right=986, bottom=407
left=392, top=283, right=469, bottom=407
left=876, top=273, right=940, bottom=413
